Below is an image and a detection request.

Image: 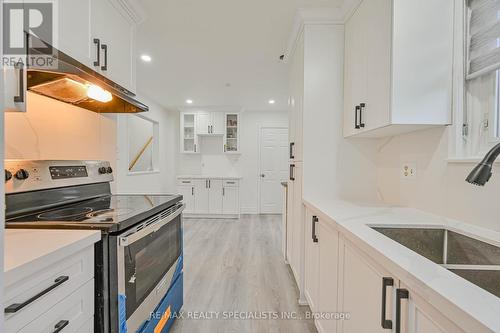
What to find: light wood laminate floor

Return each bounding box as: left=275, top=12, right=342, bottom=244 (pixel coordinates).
left=170, top=214, right=317, bottom=333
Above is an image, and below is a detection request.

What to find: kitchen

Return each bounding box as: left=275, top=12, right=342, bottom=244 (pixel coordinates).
left=2, top=0, right=500, bottom=332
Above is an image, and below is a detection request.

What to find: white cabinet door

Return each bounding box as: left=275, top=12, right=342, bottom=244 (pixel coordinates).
left=343, top=0, right=367, bottom=137
left=211, top=112, right=225, bottom=135
left=208, top=179, right=223, bottom=214
left=222, top=186, right=239, bottom=215
left=400, top=282, right=465, bottom=333
left=288, top=33, right=304, bottom=161
left=180, top=113, right=198, bottom=153
left=340, top=240, right=396, bottom=333
left=193, top=179, right=209, bottom=214
left=304, top=210, right=319, bottom=312
left=317, top=220, right=339, bottom=333
left=290, top=162, right=303, bottom=283
left=196, top=112, right=210, bottom=135
left=363, top=0, right=391, bottom=132
left=286, top=179, right=294, bottom=263
left=90, top=0, right=135, bottom=91
left=178, top=185, right=195, bottom=214
left=57, top=0, right=92, bottom=67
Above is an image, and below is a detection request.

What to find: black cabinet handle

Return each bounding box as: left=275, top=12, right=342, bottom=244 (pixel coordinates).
left=13, top=61, right=24, bottom=103
left=289, top=164, right=295, bottom=181
left=312, top=216, right=319, bottom=243
left=359, top=103, right=366, bottom=128
left=53, top=320, right=69, bottom=333
left=355, top=105, right=360, bottom=129
left=194, top=144, right=197, bottom=152
left=289, top=142, right=295, bottom=159
left=396, top=288, right=409, bottom=333
left=209, top=180, right=211, bottom=188
left=191, top=187, right=194, bottom=195
left=381, top=277, right=394, bottom=329
left=101, top=44, right=108, bottom=71
left=5, top=276, right=69, bottom=313
left=93, top=38, right=100, bottom=66
left=223, top=187, right=225, bottom=196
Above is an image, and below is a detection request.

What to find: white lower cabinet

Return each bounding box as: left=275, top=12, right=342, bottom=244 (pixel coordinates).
left=178, top=177, right=240, bottom=218
left=5, top=245, right=95, bottom=333
left=339, top=240, right=396, bottom=333
left=400, top=282, right=464, bottom=333
left=336, top=238, right=464, bottom=333
left=304, top=211, right=339, bottom=333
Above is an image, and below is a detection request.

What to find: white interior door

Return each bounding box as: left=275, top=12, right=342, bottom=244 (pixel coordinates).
left=259, top=127, right=289, bottom=214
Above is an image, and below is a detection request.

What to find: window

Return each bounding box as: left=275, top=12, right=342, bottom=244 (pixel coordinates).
left=463, top=0, right=500, bottom=155
left=127, top=115, right=158, bottom=173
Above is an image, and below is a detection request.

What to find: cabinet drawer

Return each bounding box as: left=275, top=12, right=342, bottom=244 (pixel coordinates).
left=16, top=279, right=94, bottom=333
left=5, top=246, right=94, bottom=332
left=177, top=179, right=193, bottom=186
left=223, top=180, right=239, bottom=187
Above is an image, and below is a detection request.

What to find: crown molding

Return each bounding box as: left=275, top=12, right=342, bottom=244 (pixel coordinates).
left=109, top=0, right=147, bottom=25
left=283, top=0, right=362, bottom=62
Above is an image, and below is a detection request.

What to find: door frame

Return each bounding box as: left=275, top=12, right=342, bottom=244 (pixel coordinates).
left=258, top=126, right=289, bottom=214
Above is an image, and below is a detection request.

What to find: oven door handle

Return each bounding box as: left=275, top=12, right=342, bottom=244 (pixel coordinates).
left=119, top=203, right=185, bottom=246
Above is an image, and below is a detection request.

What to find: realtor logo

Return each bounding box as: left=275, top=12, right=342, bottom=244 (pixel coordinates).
left=2, top=0, right=57, bottom=67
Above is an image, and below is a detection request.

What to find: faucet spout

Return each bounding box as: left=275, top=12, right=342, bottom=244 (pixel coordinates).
left=466, top=143, right=500, bottom=186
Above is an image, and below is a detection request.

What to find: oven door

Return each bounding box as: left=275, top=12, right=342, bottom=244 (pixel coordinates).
left=115, top=203, right=184, bottom=333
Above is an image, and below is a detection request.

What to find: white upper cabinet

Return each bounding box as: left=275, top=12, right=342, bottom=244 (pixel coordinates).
left=90, top=0, right=136, bottom=92
left=57, top=0, right=93, bottom=67
left=180, top=113, right=198, bottom=153
left=196, top=112, right=225, bottom=135
left=224, top=113, right=240, bottom=153
left=343, top=0, right=454, bottom=138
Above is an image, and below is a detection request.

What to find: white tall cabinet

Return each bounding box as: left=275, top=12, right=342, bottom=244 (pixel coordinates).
left=343, top=0, right=454, bottom=138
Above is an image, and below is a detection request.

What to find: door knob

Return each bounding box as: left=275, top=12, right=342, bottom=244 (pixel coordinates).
left=260, top=174, right=265, bottom=178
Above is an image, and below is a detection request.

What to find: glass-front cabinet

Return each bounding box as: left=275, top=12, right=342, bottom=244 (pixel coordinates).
left=181, top=113, right=198, bottom=153
left=224, top=113, right=240, bottom=153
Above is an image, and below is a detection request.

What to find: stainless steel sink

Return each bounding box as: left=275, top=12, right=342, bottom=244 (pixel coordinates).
left=372, top=227, right=500, bottom=297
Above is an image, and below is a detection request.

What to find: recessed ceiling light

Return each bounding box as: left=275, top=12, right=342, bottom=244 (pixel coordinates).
left=140, top=54, right=152, bottom=62
left=186, top=99, right=193, bottom=104
left=268, top=99, right=276, bottom=104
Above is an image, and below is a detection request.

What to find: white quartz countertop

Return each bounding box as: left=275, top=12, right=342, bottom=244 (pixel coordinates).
left=4, top=229, right=101, bottom=285
left=177, top=175, right=242, bottom=180
left=303, top=198, right=500, bottom=333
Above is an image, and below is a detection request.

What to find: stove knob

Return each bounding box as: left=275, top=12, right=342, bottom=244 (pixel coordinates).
left=106, top=166, right=113, bottom=174
left=5, top=170, right=12, bottom=182
left=98, top=167, right=107, bottom=175
left=15, top=169, right=29, bottom=180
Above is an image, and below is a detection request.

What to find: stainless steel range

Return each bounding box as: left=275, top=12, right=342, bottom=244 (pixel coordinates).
left=5, top=160, right=184, bottom=333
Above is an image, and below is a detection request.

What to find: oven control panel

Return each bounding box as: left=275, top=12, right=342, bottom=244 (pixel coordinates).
left=5, top=160, right=114, bottom=194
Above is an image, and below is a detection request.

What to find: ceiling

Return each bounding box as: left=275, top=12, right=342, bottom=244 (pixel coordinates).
left=135, top=0, right=345, bottom=111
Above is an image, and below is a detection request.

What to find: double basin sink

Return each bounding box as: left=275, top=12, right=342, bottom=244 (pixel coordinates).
left=372, top=227, right=500, bottom=298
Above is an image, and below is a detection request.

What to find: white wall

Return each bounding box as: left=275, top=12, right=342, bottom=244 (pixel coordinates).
left=376, top=127, right=500, bottom=231
left=177, top=110, right=288, bottom=213
left=116, top=95, right=179, bottom=194
left=302, top=24, right=380, bottom=210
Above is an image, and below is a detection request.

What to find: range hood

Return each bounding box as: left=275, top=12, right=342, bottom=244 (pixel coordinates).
left=25, top=34, right=148, bottom=113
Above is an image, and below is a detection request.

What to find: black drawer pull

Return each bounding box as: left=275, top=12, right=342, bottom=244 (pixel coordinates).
left=289, top=164, right=295, bottom=181
left=101, top=44, right=108, bottom=71
left=381, top=277, right=394, bottom=329
left=359, top=103, right=366, bottom=128
left=355, top=105, right=360, bottom=129
left=5, top=276, right=69, bottom=313
left=13, top=61, right=24, bottom=103
left=312, top=216, right=319, bottom=243
left=53, top=320, right=69, bottom=333
left=93, top=38, right=100, bottom=66
left=396, top=288, right=409, bottom=333
left=289, top=142, right=295, bottom=159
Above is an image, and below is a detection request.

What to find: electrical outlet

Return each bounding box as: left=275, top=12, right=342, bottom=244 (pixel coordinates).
left=401, top=162, right=417, bottom=179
